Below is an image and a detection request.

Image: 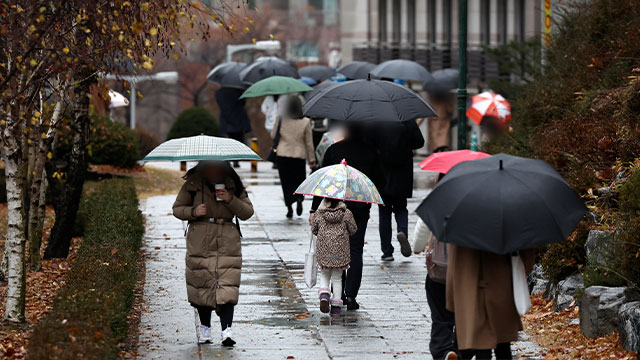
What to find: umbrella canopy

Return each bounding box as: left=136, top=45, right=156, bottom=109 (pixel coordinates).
left=302, top=77, right=437, bottom=122
left=466, top=91, right=512, bottom=126
left=419, top=150, right=491, bottom=173
left=240, top=76, right=313, bottom=99
left=239, top=56, right=299, bottom=84
left=299, top=65, right=336, bottom=82
left=337, top=61, right=376, bottom=80
left=416, top=153, right=587, bottom=254
left=315, top=130, right=344, bottom=165
left=423, top=68, right=459, bottom=94
left=108, top=90, right=129, bottom=108
left=295, top=159, right=383, bottom=205
left=304, top=79, right=337, bottom=101
left=207, top=62, right=247, bottom=89
left=142, top=135, right=261, bottom=162
left=370, top=59, right=433, bottom=83
left=299, top=76, right=317, bottom=86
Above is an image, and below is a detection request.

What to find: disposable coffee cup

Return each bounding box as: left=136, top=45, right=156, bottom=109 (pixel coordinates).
left=215, top=184, right=225, bottom=201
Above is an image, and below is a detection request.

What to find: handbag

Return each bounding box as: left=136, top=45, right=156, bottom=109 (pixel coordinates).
left=304, top=233, right=318, bottom=289
left=511, top=253, right=531, bottom=316
left=266, top=116, right=283, bottom=163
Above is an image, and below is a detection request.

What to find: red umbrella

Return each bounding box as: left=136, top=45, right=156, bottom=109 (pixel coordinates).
left=466, top=91, right=511, bottom=126
left=419, top=150, right=491, bottom=174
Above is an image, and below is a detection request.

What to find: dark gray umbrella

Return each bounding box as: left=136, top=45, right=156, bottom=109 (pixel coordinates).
left=302, top=77, right=437, bottom=122
left=337, top=61, right=376, bottom=80
left=416, top=153, right=588, bottom=255
left=370, top=59, right=433, bottom=83
left=304, top=79, right=338, bottom=101
left=207, top=62, right=247, bottom=89
left=423, top=68, right=459, bottom=94
left=299, top=65, right=336, bottom=82
left=239, top=56, right=299, bottom=84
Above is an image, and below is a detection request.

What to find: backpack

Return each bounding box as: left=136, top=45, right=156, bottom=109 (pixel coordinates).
left=426, top=234, right=448, bottom=284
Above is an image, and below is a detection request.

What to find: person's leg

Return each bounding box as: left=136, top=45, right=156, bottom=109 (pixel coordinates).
left=426, top=275, right=457, bottom=360
left=494, top=342, right=512, bottom=360
left=330, top=269, right=343, bottom=316
left=460, top=349, right=492, bottom=360
left=215, top=303, right=235, bottom=331
left=392, top=196, right=411, bottom=257
left=344, top=209, right=369, bottom=301
left=227, top=132, right=245, bottom=167
left=378, top=202, right=394, bottom=258
left=196, top=305, right=213, bottom=327
left=319, top=269, right=331, bottom=313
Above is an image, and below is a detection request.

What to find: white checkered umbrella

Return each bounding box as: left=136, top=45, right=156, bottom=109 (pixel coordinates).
left=142, top=135, right=261, bottom=162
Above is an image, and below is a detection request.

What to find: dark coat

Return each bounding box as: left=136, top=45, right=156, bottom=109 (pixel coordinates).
left=215, top=88, right=251, bottom=135
left=374, top=121, right=424, bottom=198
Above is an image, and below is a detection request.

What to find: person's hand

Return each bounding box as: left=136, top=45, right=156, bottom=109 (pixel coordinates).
left=309, top=161, right=316, bottom=169
left=216, top=188, right=232, bottom=203
left=308, top=212, right=315, bottom=225
left=194, top=204, right=207, bottom=217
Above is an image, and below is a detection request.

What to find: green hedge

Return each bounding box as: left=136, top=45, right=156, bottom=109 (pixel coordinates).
left=166, top=106, right=218, bottom=140
left=28, top=178, right=144, bottom=360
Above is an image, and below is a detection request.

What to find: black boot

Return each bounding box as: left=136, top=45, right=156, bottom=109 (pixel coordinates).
left=344, top=297, right=360, bottom=310
left=286, top=205, right=293, bottom=219
left=296, top=199, right=303, bottom=216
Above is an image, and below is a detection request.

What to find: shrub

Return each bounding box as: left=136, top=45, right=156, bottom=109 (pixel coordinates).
left=166, top=106, right=219, bottom=140
left=135, top=128, right=161, bottom=157
left=28, top=178, right=144, bottom=360
left=540, top=220, right=590, bottom=284
left=56, top=114, right=141, bottom=168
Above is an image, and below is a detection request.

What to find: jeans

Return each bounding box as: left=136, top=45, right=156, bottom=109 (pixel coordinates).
left=194, top=303, right=235, bottom=331
left=343, top=208, right=370, bottom=298
left=378, top=195, right=409, bottom=256
left=426, top=275, right=458, bottom=360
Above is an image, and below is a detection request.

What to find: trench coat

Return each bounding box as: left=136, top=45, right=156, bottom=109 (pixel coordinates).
left=445, top=245, right=536, bottom=350
left=172, top=174, right=254, bottom=307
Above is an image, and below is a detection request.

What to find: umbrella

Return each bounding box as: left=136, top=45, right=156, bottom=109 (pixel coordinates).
left=240, top=76, right=313, bottom=99
left=295, top=159, right=383, bottom=205
left=370, top=59, right=433, bottom=83
left=337, top=61, right=376, bottom=80
left=302, top=76, right=437, bottom=122
left=299, top=65, right=336, bottom=82
left=304, top=79, right=337, bottom=101
left=315, top=130, right=344, bottom=165
left=416, top=153, right=588, bottom=254
left=108, top=90, right=129, bottom=108
left=207, top=62, right=247, bottom=89
left=418, top=150, right=491, bottom=173
left=423, top=68, right=459, bottom=94
left=142, top=135, right=261, bottom=162
left=466, top=91, right=511, bottom=126
left=299, top=76, right=317, bottom=86
left=239, top=56, right=299, bottom=84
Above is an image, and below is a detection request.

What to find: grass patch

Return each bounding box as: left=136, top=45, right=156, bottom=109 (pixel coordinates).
left=27, top=178, right=144, bottom=360
left=130, top=165, right=184, bottom=198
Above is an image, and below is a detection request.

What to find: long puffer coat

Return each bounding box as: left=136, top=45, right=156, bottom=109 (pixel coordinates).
left=311, top=201, right=357, bottom=269
left=172, top=173, right=254, bottom=307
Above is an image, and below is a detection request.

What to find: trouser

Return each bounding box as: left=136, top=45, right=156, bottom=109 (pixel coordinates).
left=276, top=156, right=306, bottom=206
left=194, top=303, right=235, bottom=331
left=460, top=342, right=512, bottom=360
left=227, top=131, right=245, bottom=144
left=378, top=194, right=409, bottom=256
left=343, top=208, right=370, bottom=298
left=319, top=268, right=343, bottom=302
left=426, top=275, right=458, bottom=360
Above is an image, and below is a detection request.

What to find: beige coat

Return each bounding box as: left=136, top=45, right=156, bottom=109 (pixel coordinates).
left=271, top=116, right=315, bottom=163
left=446, top=245, right=536, bottom=350
left=172, top=174, right=254, bottom=307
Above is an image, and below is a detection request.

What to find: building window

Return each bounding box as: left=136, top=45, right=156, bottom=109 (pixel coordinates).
left=442, top=0, right=452, bottom=47
left=497, top=0, right=507, bottom=44
left=407, top=0, right=416, bottom=44
left=514, top=0, right=525, bottom=42
left=427, top=0, right=436, bottom=45
left=392, top=0, right=401, bottom=44
left=379, top=0, right=388, bottom=43
left=480, top=0, right=490, bottom=44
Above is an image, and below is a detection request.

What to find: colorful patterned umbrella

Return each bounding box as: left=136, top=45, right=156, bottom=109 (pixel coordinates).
left=295, top=159, right=383, bottom=205
left=466, top=91, right=511, bottom=126
left=314, top=130, right=344, bottom=165
left=142, top=135, right=261, bottom=162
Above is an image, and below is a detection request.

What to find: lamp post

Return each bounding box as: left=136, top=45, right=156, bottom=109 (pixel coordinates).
left=102, top=71, right=179, bottom=129
left=457, top=0, right=468, bottom=150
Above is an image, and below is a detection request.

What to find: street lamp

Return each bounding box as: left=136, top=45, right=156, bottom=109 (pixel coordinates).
left=102, top=71, right=179, bottom=129
left=457, top=0, right=468, bottom=150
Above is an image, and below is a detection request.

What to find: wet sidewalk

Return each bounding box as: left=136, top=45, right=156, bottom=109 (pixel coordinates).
left=137, top=162, right=541, bottom=359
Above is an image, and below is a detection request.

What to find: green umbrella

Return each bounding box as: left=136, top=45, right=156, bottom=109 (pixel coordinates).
left=240, top=76, right=312, bottom=99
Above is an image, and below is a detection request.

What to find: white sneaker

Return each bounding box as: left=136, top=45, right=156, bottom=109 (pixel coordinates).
left=221, top=327, right=236, bottom=346
left=199, top=325, right=213, bottom=344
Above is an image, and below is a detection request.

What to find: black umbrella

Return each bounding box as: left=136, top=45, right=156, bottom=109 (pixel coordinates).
left=302, top=76, right=436, bottom=122
left=337, top=61, right=376, bottom=80
left=423, top=68, right=459, bottom=94
left=239, top=56, right=299, bottom=85
left=299, top=65, right=336, bottom=82
left=207, top=62, right=247, bottom=89
left=370, top=59, right=433, bottom=83
left=416, top=153, right=587, bottom=255
left=304, top=79, right=338, bottom=101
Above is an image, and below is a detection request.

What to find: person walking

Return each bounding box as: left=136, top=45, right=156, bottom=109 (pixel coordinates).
left=311, top=198, right=358, bottom=317
left=376, top=120, right=424, bottom=261
left=446, top=246, right=536, bottom=359
left=215, top=87, right=252, bottom=168
left=172, top=161, right=254, bottom=346
left=310, top=124, right=385, bottom=310
left=271, top=95, right=316, bottom=218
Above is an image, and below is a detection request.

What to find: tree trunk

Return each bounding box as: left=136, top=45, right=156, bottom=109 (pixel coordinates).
left=44, top=80, right=91, bottom=259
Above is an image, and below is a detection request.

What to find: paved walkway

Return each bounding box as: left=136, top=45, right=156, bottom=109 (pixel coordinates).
left=137, top=162, right=541, bottom=359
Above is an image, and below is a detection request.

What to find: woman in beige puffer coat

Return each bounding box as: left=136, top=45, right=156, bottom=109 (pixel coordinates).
left=173, top=161, right=254, bottom=346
